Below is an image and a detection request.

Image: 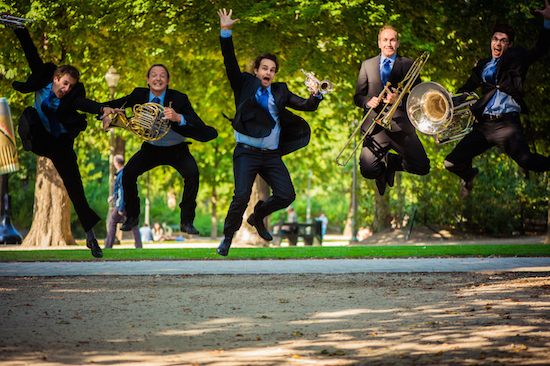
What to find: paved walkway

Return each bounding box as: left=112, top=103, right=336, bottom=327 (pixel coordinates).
left=1, top=257, right=549, bottom=276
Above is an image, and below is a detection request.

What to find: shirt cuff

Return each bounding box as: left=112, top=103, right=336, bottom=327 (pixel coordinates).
left=179, top=114, right=187, bottom=126
left=544, top=19, right=550, bottom=30
left=221, top=29, right=232, bottom=38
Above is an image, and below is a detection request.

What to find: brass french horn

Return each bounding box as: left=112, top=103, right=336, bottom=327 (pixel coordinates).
left=106, top=102, right=171, bottom=141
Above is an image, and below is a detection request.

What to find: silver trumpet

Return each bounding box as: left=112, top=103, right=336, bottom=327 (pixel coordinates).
left=300, top=69, right=333, bottom=95
left=0, top=13, right=34, bottom=28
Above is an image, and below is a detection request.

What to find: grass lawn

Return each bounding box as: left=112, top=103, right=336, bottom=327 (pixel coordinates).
left=0, top=244, right=549, bottom=261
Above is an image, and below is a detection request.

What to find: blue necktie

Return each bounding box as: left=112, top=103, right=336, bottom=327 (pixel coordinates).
left=381, top=58, right=392, bottom=86
left=484, top=59, right=499, bottom=111
left=152, top=97, right=161, bottom=104
left=41, top=90, right=61, bottom=137
left=484, top=60, right=498, bottom=85
left=258, top=88, right=275, bottom=128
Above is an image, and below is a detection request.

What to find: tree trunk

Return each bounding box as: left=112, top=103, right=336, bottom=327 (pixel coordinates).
left=372, top=183, right=391, bottom=232
left=545, top=180, right=550, bottom=244
left=210, top=185, right=218, bottom=239
left=22, top=156, right=75, bottom=247
left=233, top=175, right=270, bottom=246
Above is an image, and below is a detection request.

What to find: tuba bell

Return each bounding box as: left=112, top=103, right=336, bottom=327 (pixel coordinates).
left=406, top=82, right=478, bottom=144
left=105, top=102, right=171, bottom=141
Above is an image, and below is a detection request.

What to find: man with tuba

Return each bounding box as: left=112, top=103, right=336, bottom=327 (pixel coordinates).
left=216, top=9, right=324, bottom=257
left=444, top=1, right=550, bottom=199
left=103, top=64, right=218, bottom=235
left=354, top=25, right=430, bottom=196
left=4, top=15, right=116, bottom=258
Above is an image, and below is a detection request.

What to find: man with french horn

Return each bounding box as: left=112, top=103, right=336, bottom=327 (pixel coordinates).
left=103, top=64, right=218, bottom=235
left=216, top=9, right=324, bottom=257
left=444, top=0, right=550, bottom=199
left=4, top=14, right=116, bottom=258
left=354, top=26, right=430, bottom=196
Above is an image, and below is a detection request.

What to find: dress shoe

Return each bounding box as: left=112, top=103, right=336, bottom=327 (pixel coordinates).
left=217, top=237, right=232, bottom=256
left=180, top=222, right=199, bottom=235
left=18, top=115, right=33, bottom=151
left=247, top=213, right=273, bottom=241
left=121, top=216, right=139, bottom=231
left=375, top=175, right=387, bottom=196
left=460, top=167, right=479, bottom=199
left=86, top=238, right=103, bottom=258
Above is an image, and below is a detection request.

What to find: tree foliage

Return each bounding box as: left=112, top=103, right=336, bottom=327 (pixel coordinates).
left=1, top=0, right=548, bottom=237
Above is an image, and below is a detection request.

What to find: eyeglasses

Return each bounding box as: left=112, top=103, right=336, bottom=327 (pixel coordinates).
left=491, top=36, right=509, bottom=44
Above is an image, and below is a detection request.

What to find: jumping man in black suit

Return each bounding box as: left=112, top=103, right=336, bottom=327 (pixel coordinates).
left=104, top=64, right=217, bottom=235
left=216, top=8, right=323, bottom=256
left=6, top=19, right=115, bottom=258
left=354, top=25, right=430, bottom=196
left=444, top=1, right=550, bottom=199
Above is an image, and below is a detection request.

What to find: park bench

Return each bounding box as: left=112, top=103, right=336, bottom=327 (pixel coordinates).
left=272, top=219, right=323, bottom=246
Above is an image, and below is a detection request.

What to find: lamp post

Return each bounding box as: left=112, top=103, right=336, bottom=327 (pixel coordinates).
left=104, top=66, right=120, bottom=233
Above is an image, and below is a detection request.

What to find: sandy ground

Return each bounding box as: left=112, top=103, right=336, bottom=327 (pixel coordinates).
left=1, top=272, right=549, bottom=366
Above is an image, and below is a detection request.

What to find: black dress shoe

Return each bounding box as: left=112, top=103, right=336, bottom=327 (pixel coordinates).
left=86, top=238, right=103, bottom=258
left=18, top=114, right=33, bottom=151
left=217, top=237, right=232, bottom=256
left=121, top=216, right=139, bottom=231
left=180, top=222, right=199, bottom=235
left=460, top=167, right=479, bottom=199
left=375, top=175, right=387, bottom=196
left=247, top=213, right=273, bottom=241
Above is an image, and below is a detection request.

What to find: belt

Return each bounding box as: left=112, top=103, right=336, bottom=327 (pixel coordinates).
left=236, top=142, right=270, bottom=151
left=481, top=112, right=519, bottom=121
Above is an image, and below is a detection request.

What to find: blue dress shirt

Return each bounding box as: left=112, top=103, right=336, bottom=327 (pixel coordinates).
left=34, top=83, right=67, bottom=135
left=146, top=90, right=188, bottom=147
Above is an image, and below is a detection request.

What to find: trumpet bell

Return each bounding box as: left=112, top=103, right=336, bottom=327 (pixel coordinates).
left=319, top=80, right=333, bottom=95
left=407, top=82, right=452, bottom=135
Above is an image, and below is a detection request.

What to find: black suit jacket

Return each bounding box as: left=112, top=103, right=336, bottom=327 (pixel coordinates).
left=107, top=88, right=217, bottom=142
left=12, top=28, right=104, bottom=138
left=220, top=36, right=321, bottom=155
left=458, top=27, right=550, bottom=118
left=354, top=54, right=419, bottom=133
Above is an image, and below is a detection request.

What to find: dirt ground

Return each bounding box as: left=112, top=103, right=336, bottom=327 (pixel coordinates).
left=1, top=272, right=549, bottom=366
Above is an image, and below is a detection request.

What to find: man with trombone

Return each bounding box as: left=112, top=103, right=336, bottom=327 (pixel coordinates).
left=444, top=1, right=550, bottom=199
left=216, top=8, right=324, bottom=256
left=353, top=25, right=430, bottom=196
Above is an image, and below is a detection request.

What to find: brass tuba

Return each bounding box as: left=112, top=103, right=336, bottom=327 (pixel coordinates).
left=336, top=51, right=430, bottom=166
left=406, top=82, right=478, bottom=144
left=106, top=102, right=171, bottom=141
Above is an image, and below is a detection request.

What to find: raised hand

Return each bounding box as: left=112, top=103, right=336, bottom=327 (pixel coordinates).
left=217, top=8, right=240, bottom=31
left=534, top=0, right=550, bottom=20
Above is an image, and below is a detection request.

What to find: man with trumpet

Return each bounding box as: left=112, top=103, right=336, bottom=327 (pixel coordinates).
left=216, top=8, right=324, bottom=256
left=103, top=64, right=217, bottom=235
left=444, top=0, right=550, bottom=199
left=3, top=13, right=116, bottom=258
left=354, top=25, right=430, bottom=196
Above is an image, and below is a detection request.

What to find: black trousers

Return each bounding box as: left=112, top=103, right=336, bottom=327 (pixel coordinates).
left=22, top=107, right=101, bottom=232
left=223, top=145, right=296, bottom=238
left=444, top=113, right=550, bottom=181
left=359, top=123, right=430, bottom=179
left=122, top=141, right=199, bottom=225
